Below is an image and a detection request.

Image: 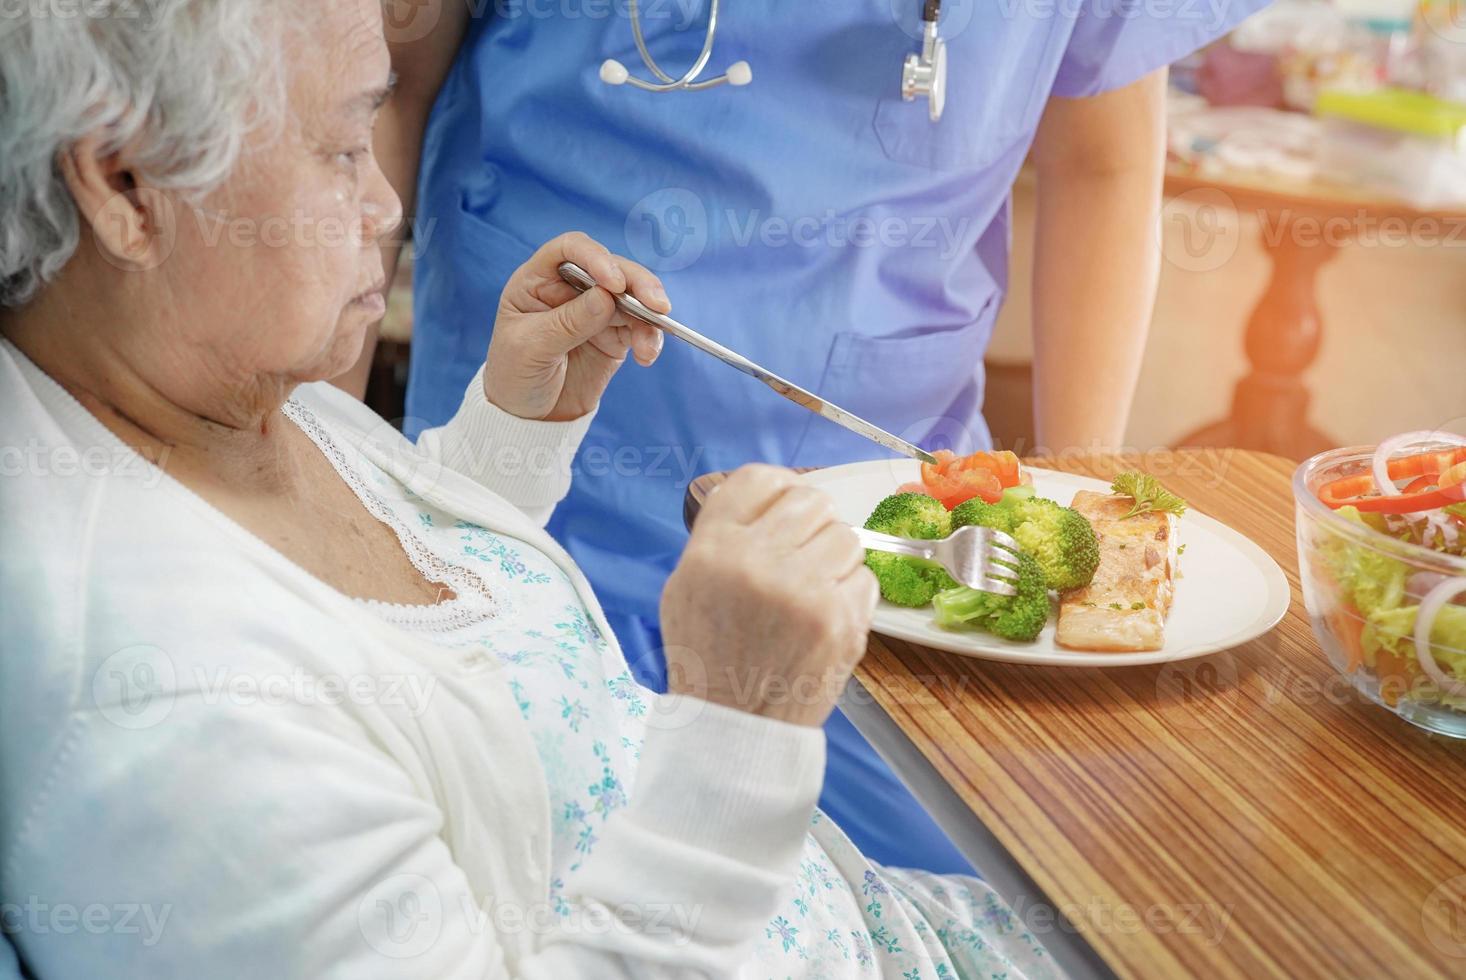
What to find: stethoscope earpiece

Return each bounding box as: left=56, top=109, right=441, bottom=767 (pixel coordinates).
left=725, top=61, right=753, bottom=87
left=600, top=59, right=630, bottom=86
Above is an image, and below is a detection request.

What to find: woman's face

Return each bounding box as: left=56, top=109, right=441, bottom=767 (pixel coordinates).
left=158, top=0, right=401, bottom=389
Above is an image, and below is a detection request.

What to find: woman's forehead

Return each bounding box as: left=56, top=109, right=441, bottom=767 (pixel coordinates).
left=291, top=0, right=391, bottom=114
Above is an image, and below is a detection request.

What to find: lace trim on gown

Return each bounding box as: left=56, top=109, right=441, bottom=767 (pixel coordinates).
left=282, top=399, right=505, bottom=633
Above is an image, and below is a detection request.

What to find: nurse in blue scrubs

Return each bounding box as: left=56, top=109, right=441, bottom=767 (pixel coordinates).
left=360, top=0, right=1269, bottom=873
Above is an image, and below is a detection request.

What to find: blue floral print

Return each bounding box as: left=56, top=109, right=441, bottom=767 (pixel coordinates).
left=348, top=474, right=1057, bottom=980
left=557, top=695, right=589, bottom=732
left=766, top=916, right=804, bottom=957
left=456, top=521, right=554, bottom=585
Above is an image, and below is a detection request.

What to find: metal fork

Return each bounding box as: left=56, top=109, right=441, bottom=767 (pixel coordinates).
left=854, top=525, right=1024, bottom=596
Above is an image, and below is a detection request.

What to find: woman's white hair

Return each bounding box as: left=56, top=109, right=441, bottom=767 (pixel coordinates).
left=0, top=1, right=284, bottom=308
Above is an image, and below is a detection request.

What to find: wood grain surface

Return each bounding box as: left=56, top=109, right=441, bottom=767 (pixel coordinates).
left=686, top=451, right=1466, bottom=979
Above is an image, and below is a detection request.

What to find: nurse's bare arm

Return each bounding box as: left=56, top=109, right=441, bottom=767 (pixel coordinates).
left=333, top=0, right=475, bottom=399
left=1028, top=67, right=1167, bottom=454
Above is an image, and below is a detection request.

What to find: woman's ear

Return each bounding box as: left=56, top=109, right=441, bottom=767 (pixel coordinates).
left=58, top=135, right=174, bottom=272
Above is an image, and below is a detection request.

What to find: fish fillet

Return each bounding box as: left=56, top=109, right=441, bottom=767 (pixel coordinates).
left=1056, top=490, right=1180, bottom=652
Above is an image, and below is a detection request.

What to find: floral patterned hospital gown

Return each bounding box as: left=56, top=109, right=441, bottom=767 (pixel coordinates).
left=287, top=400, right=1058, bottom=980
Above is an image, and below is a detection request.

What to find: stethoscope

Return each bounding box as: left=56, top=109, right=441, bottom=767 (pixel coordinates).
left=599, top=0, right=949, bottom=122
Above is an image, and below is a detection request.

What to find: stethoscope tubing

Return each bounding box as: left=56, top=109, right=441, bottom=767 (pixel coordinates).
left=626, top=0, right=722, bottom=91
left=606, top=1, right=943, bottom=116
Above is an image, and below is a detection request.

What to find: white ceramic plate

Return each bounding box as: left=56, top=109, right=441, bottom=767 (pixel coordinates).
left=801, top=460, right=1291, bottom=666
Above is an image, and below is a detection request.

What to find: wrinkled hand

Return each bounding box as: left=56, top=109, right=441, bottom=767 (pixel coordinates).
left=486, top=232, right=670, bottom=422
left=660, top=465, right=880, bottom=728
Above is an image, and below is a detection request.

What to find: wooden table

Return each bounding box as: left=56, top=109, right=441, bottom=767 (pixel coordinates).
left=685, top=450, right=1466, bottom=979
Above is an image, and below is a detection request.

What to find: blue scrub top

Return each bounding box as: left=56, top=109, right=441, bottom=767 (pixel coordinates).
left=408, top=0, right=1267, bottom=623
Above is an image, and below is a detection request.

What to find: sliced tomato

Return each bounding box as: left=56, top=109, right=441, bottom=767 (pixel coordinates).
left=927, top=467, right=1003, bottom=509
left=946, top=452, right=998, bottom=481
left=920, top=449, right=957, bottom=487
left=924, top=483, right=960, bottom=510
left=992, top=450, right=1022, bottom=487
left=920, top=473, right=954, bottom=500
left=920, top=449, right=1024, bottom=498
left=944, top=451, right=993, bottom=471
left=964, top=468, right=1007, bottom=505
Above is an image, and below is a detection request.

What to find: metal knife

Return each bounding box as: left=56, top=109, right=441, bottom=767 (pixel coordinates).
left=558, top=262, right=937, bottom=465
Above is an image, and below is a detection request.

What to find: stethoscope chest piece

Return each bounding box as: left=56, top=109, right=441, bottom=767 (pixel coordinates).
left=902, top=0, right=948, bottom=122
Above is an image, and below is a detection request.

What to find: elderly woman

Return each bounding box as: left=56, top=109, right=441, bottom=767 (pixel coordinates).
left=0, top=2, right=1057, bottom=977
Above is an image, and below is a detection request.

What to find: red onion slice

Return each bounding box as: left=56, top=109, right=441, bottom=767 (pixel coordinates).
left=1413, top=575, right=1466, bottom=699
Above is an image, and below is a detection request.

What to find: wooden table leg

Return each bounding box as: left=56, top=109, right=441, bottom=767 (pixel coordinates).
left=1178, top=210, right=1339, bottom=461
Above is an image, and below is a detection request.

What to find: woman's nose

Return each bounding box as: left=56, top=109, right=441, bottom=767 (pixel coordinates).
left=359, top=163, right=404, bottom=246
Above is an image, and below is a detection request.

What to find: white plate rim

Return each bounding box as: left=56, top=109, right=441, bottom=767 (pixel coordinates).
left=800, top=462, right=1292, bottom=667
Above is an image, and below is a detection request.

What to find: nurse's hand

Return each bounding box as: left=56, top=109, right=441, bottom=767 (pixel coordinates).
left=485, top=232, right=670, bottom=422
left=660, top=465, right=880, bottom=728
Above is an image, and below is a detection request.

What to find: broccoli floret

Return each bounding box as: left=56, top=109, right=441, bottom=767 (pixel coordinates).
left=862, top=493, right=954, bottom=606
left=1006, top=497, right=1100, bottom=592
left=931, top=578, right=1009, bottom=626
left=949, top=496, right=1012, bottom=534
left=863, top=552, right=948, bottom=607
left=931, top=551, right=1051, bottom=642
left=951, top=493, right=1098, bottom=593
left=927, top=568, right=961, bottom=592
left=864, top=492, right=951, bottom=539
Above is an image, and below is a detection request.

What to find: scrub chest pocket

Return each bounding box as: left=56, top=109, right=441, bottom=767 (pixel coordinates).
left=449, top=196, right=538, bottom=362
left=790, top=301, right=995, bottom=469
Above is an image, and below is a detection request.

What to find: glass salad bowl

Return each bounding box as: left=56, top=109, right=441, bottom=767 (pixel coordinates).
left=1295, top=445, right=1466, bottom=738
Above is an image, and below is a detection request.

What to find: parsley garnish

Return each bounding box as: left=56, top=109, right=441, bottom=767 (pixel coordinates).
left=1110, top=472, right=1188, bottom=520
